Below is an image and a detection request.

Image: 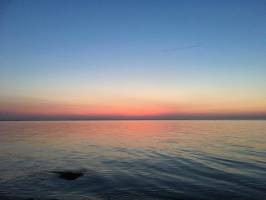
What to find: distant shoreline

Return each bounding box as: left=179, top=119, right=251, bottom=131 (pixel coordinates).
left=1, top=118, right=266, bottom=121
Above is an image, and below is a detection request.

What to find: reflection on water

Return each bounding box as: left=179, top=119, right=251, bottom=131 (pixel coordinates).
left=0, top=120, right=265, bottom=200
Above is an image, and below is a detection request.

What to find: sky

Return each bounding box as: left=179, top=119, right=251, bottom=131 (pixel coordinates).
left=0, top=0, right=266, bottom=120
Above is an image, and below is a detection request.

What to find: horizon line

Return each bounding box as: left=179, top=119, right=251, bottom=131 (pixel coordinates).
left=1, top=113, right=266, bottom=121
left=1, top=119, right=266, bottom=122
left=1, top=118, right=266, bottom=121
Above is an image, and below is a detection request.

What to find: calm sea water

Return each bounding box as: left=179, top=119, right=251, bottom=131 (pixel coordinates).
left=0, top=120, right=265, bottom=200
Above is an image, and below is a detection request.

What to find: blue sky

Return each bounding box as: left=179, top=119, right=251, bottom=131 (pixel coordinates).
left=0, top=0, right=266, bottom=119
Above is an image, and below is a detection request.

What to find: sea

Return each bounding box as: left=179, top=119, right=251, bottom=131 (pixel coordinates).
left=0, top=120, right=265, bottom=200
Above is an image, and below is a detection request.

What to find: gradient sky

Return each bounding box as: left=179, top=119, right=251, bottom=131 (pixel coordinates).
left=0, top=0, right=266, bottom=120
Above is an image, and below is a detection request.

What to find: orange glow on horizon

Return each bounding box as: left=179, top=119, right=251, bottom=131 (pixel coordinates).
left=1, top=97, right=266, bottom=118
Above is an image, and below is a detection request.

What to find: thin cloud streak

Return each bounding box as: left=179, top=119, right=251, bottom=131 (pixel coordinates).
left=161, top=45, right=201, bottom=53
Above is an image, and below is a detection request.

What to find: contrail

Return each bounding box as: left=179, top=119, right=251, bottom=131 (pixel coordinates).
left=161, top=44, right=201, bottom=53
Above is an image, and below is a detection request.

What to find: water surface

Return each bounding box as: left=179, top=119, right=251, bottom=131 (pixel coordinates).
left=0, top=120, right=265, bottom=200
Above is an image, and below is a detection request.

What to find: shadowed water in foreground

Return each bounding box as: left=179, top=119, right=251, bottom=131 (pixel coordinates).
left=0, top=120, right=265, bottom=200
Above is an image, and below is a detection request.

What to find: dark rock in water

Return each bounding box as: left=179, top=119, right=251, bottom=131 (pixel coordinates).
left=52, top=170, right=84, bottom=180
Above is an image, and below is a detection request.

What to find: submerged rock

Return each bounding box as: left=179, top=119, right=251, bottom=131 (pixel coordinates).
left=52, top=170, right=84, bottom=180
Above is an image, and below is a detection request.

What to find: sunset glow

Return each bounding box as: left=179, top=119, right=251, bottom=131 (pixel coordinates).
left=0, top=0, right=265, bottom=120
